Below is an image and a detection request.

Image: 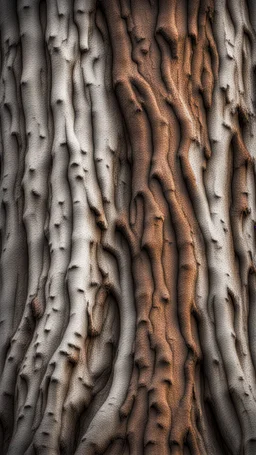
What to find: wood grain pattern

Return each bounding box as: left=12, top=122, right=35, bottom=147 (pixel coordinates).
left=0, top=0, right=256, bottom=454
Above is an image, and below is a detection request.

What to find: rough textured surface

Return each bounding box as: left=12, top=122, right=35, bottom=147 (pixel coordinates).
left=0, top=0, right=256, bottom=454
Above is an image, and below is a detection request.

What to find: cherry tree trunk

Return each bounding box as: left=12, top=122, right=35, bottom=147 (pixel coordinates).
left=1, top=0, right=256, bottom=454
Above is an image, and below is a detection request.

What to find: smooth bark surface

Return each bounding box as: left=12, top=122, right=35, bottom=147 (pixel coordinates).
left=0, top=0, right=256, bottom=454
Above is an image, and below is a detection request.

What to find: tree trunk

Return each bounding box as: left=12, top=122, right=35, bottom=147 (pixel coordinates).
left=1, top=0, right=256, bottom=454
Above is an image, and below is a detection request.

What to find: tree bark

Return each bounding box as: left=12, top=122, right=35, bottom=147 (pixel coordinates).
left=0, top=0, right=256, bottom=454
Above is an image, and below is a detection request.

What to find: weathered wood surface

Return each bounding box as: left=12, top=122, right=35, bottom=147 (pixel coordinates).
left=1, top=1, right=256, bottom=453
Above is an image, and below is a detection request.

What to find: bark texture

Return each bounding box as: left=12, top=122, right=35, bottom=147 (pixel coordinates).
left=0, top=0, right=256, bottom=454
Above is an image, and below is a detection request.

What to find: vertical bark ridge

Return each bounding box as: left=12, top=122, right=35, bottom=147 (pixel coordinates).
left=0, top=0, right=26, bottom=375
left=100, top=1, right=205, bottom=453
left=0, top=0, right=134, bottom=453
